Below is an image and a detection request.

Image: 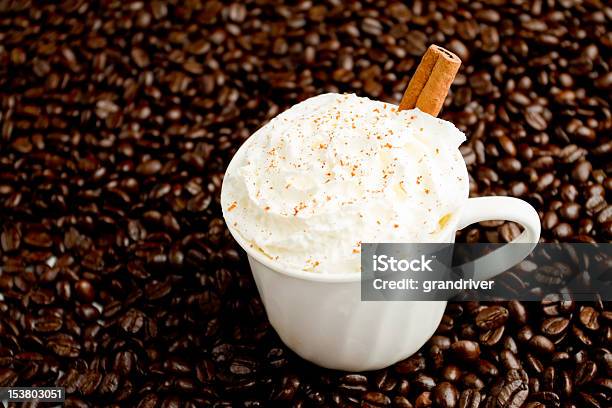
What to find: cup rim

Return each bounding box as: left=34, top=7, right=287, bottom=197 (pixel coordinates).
left=225, top=219, right=459, bottom=283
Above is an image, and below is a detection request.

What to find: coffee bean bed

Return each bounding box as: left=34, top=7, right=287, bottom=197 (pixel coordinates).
left=0, top=1, right=610, bottom=407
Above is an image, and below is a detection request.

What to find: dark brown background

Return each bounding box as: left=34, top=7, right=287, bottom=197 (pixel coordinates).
left=0, top=1, right=610, bottom=407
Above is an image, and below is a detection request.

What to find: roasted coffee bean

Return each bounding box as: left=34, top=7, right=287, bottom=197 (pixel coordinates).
left=31, top=316, right=62, bottom=333
left=437, top=315, right=455, bottom=334
left=542, top=366, right=556, bottom=391
left=362, top=391, right=390, bottom=407
left=503, top=336, right=519, bottom=354
left=441, top=365, right=462, bottom=382
left=507, top=300, right=527, bottom=325
left=29, top=289, right=55, bottom=305
left=99, top=372, right=120, bottom=395
left=145, top=279, right=172, bottom=300
left=572, top=161, right=592, bottom=183
left=24, top=230, right=53, bottom=248
left=1, top=225, right=21, bottom=252
left=535, top=263, right=573, bottom=285
left=0, top=368, right=18, bottom=387
left=450, top=340, right=480, bottom=361
left=475, top=306, right=509, bottom=330
left=119, top=309, right=145, bottom=334
left=480, top=326, right=504, bottom=346
left=114, top=351, right=135, bottom=376
left=414, top=391, right=432, bottom=408
left=228, top=356, right=256, bottom=376
left=575, top=349, right=589, bottom=365
left=525, top=354, right=544, bottom=375
left=579, top=306, right=600, bottom=331
left=517, top=326, right=535, bottom=343
left=458, top=389, right=480, bottom=408
left=374, top=370, right=396, bottom=392
left=528, top=373, right=540, bottom=394
left=76, top=304, right=99, bottom=321
left=541, top=317, right=570, bottom=337
left=413, top=373, right=436, bottom=392
left=559, top=370, right=573, bottom=398
left=395, top=354, right=426, bottom=374
left=47, top=334, right=80, bottom=358
left=136, top=394, right=158, bottom=408
left=338, top=374, right=367, bottom=395
left=430, top=346, right=445, bottom=371
left=430, top=336, right=451, bottom=350
left=486, top=369, right=529, bottom=408
left=529, top=335, right=555, bottom=355
left=530, top=391, right=560, bottom=407
left=78, top=370, right=102, bottom=396
left=273, top=375, right=300, bottom=400
left=74, top=280, right=95, bottom=303
left=432, top=382, right=458, bottom=408
left=578, top=392, right=601, bottom=408
left=572, top=324, right=593, bottom=346
left=459, top=324, right=478, bottom=340
left=460, top=373, right=484, bottom=390
left=477, top=359, right=499, bottom=377
left=593, top=377, right=612, bottom=394
left=575, top=361, right=597, bottom=386
left=501, top=350, right=522, bottom=370
left=393, top=396, right=414, bottom=408
left=397, top=379, right=411, bottom=397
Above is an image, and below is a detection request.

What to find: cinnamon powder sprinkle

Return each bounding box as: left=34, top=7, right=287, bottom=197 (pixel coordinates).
left=293, top=201, right=307, bottom=215
left=227, top=201, right=237, bottom=211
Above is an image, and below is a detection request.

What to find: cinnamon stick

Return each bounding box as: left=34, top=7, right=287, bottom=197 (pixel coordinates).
left=398, top=45, right=461, bottom=117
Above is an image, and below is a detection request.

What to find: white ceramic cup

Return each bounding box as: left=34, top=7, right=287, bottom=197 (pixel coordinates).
left=225, top=196, right=540, bottom=371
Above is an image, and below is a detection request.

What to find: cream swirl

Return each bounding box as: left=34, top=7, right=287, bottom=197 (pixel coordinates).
left=221, top=93, right=469, bottom=273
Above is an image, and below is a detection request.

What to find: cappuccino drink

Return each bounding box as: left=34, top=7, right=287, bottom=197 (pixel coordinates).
left=221, top=93, right=469, bottom=274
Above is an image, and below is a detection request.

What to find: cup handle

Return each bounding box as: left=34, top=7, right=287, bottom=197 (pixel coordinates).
left=456, top=196, right=541, bottom=281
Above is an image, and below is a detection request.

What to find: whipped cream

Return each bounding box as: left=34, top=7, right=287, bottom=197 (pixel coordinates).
left=221, top=93, right=469, bottom=273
